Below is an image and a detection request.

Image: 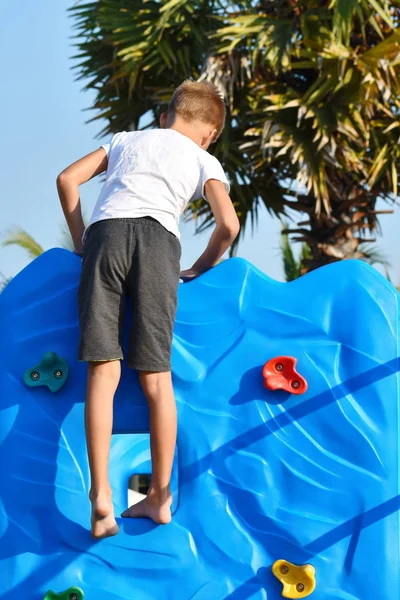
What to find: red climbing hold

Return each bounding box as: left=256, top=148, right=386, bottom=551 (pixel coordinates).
left=262, top=356, right=308, bottom=395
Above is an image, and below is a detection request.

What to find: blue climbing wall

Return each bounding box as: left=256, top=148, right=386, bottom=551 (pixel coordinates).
left=0, top=248, right=399, bottom=600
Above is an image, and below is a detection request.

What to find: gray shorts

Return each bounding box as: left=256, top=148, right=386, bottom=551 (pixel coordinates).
left=78, top=217, right=181, bottom=372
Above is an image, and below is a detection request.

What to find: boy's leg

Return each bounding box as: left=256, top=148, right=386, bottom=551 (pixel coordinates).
left=121, top=218, right=181, bottom=524
left=78, top=220, right=131, bottom=537
left=122, top=371, right=176, bottom=524
left=86, top=360, right=121, bottom=539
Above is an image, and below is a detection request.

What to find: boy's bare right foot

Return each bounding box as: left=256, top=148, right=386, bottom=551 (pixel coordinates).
left=90, top=489, right=119, bottom=539
left=121, top=490, right=172, bottom=524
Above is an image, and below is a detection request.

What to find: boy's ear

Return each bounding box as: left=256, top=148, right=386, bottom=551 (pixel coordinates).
left=202, top=127, right=218, bottom=148
left=160, top=113, right=167, bottom=128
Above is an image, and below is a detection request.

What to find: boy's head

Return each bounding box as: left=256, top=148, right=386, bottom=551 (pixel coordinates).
left=161, top=81, right=226, bottom=149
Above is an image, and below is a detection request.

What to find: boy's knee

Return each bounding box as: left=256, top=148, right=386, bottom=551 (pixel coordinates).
left=89, top=360, right=121, bottom=382
left=138, top=371, right=172, bottom=398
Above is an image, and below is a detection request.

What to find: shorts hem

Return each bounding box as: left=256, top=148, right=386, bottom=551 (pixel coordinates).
left=127, top=361, right=171, bottom=373
left=78, top=357, right=123, bottom=363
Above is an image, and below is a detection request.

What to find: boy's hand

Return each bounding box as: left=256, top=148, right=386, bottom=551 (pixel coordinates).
left=180, top=268, right=200, bottom=282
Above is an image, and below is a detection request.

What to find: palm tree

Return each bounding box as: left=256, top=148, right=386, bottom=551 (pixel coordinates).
left=219, top=1, right=400, bottom=271
left=0, top=227, right=74, bottom=291
left=68, top=1, right=400, bottom=272
left=280, top=222, right=391, bottom=281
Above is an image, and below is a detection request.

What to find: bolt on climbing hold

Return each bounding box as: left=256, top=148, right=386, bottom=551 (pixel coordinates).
left=43, top=586, right=84, bottom=600
left=280, top=564, right=289, bottom=574
left=23, top=351, right=69, bottom=393
left=262, top=356, right=308, bottom=395
left=272, top=560, right=316, bottom=598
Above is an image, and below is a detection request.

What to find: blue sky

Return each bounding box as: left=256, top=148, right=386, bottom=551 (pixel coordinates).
left=1, top=1, right=399, bottom=285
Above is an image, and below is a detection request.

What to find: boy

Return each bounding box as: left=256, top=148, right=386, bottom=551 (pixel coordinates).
left=57, top=81, right=239, bottom=539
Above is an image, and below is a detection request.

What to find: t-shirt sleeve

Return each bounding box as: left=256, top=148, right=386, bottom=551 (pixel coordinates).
left=100, top=141, right=111, bottom=156
left=100, top=132, right=126, bottom=157
left=200, top=153, right=230, bottom=200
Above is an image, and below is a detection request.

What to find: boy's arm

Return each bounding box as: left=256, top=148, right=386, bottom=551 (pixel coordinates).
left=180, top=179, right=240, bottom=282
left=56, top=148, right=108, bottom=255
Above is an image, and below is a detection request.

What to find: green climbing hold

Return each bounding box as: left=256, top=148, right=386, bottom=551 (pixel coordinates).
left=43, top=587, right=84, bottom=600
left=23, top=351, right=69, bottom=392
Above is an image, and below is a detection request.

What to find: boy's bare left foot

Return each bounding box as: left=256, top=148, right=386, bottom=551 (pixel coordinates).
left=90, top=490, right=120, bottom=539
left=121, top=491, right=172, bottom=525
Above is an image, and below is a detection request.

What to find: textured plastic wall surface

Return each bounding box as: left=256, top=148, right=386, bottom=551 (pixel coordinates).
left=0, top=249, right=399, bottom=600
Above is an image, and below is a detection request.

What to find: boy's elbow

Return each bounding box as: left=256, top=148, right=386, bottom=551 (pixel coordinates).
left=56, top=169, right=74, bottom=188
left=56, top=170, right=67, bottom=188
left=219, top=218, right=240, bottom=242
left=230, top=217, right=240, bottom=240
left=226, top=217, right=240, bottom=241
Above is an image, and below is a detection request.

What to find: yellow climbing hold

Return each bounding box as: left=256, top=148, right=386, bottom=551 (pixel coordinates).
left=272, top=559, right=316, bottom=598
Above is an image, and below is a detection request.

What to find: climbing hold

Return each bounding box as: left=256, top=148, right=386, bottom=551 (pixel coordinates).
left=43, top=587, right=84, bottom=600
left=262, top=356, right=307, bottom=395
left=272, top=560, right=315, bottom=598
left=23, top=351, right=69, bottom=392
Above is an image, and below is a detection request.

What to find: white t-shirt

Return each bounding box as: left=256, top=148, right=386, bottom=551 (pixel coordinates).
left=85, top=129, right=230, bottom=240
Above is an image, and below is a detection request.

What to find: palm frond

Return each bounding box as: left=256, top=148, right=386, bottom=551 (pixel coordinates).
left=2, top=229, right=44, bottom=259
left=331, top=0, right=393, bottom=44
left=0, top=272, right=12, bottom=293
left=358, top=242, right=392, bottom=280
left=58, top=225, right=75, bottom=252
left=281, top=226, right=300, bottom=282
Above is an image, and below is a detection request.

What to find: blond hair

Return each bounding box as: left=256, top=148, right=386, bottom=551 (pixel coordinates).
left=167, top=80, right=226, bottom=140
